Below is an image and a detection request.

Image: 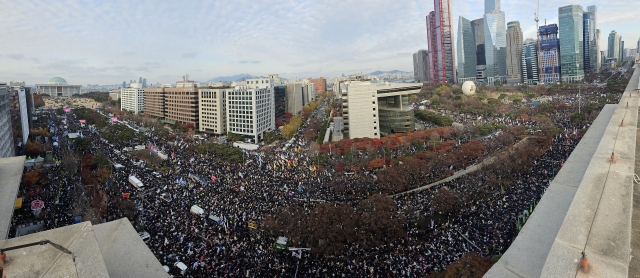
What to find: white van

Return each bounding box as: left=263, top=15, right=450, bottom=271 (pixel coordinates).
left=175, top=262, right=187, bottom=275
left=190, top=205, right=204, bottom=216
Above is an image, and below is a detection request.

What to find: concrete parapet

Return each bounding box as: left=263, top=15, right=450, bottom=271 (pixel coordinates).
left=486, top=64, right=640, bottom=277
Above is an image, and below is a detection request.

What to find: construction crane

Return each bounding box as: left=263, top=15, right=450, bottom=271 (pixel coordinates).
left=534, top=0, right=543, bottom=84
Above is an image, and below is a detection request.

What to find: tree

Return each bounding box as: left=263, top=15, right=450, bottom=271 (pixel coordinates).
left=431, top=187, right=461, bottom=213
left=74, top=137, right=92, bottom=151
left=445, top=253, right=492, bottom=278
left=91, top=151, right=111, bottom=168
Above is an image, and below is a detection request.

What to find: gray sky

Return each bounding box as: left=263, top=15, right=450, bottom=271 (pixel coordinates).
left=0, top=0, right=637, bottom=85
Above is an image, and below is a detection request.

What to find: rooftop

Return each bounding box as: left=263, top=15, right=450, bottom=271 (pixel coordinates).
left=0, top=156, right=26, bottom=240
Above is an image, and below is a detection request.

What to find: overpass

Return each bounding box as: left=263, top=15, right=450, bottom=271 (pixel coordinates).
left=485, top=65, right=640, bottom=277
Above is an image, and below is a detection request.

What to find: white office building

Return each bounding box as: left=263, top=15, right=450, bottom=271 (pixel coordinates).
left=0, top=83, right=13, bottom=158
left=341, top=81, right=422, bottom=139
left=120, top=83, right=144, bottom=114
left=198, top=88, right=228, bottom=135
left=226, top=86, right=275, bottom=143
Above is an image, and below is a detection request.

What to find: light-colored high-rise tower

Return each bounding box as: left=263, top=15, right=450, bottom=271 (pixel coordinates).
left=485, top=0, right=500, bottom=14
left=596, top=29, right=601, bottom=72
left=457, top=16, right=477, bottom=80
left=484, top=11, right=507, bottom=80
left=583, top=12, right=594, bottom=73
left=426, top=0, right=455, bottom=84
left=0, top=83, right=13, bottom=158
left=506, top=21, right=523, bottom=82
left=558, top=5, right=584, bottom=82
left=608, top=31, right=620, bottom=62
left=586, top=6, right=598, bottom=72
left=483, top=0, right=506, bottom=84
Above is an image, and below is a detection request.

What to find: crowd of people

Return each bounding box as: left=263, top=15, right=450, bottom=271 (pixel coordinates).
left=9, top=79, right=628, bottom=277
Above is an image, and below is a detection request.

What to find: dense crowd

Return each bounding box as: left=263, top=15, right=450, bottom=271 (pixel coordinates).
left=9, top=78, right=628, bottom=276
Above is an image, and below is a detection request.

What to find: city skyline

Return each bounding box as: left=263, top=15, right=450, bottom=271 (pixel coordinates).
left=0, top=0, right=638, bottom=85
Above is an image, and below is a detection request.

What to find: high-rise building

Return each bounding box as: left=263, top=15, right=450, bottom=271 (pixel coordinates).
left=506, top=21, right=523, bottom=83
left=143, top=88, right=166, bottom=119
left=413, top=50, right=431, bottom=83
left=559, top=5, right=584, bottom=82
left=583, top=12, right=594, bottom=74
left=0, top=83, right=13, bottom=158
left=586, top=5, right=598, bottom=72
left=522, top=38, right=539, bottom=84
left=120, top=85, right=144, bottom=114
left=484, top=11, right=507, bottom=80
left=142, top=78, right=147, bottom=88
left=596, top=29, right=601, bottom=72
left=274, top=85, right=286, bottom=118
left=471, top=18, right=486, bottom=83
left=485, top=0, right=499, bottom=14
left=198, top=88, right=228, bottom=135
left=620, top=40, right=624, bottom=62
left=122, top=81, right=126, bottom=88
left=539, top=24, right=561, bottom=83
left=226, top=86, right=275, bottom=143
left=608, top=31, right=621, bottom=62
left=637, top=37, right=640, bottom=54
left=426, top=0, right=455, bottom=84
left=456, top=17, right=476, bottom=81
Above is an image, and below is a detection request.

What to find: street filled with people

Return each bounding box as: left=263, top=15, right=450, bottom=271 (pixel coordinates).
left=11, top=68, right=634, bottom=277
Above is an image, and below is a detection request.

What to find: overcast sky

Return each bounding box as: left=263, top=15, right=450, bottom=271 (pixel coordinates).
left=0, top=0, right=637, bottom=85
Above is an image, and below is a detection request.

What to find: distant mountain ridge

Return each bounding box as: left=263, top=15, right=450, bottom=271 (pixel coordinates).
left=369, top=70, right=407, bottom=75
left=206, top=74, right=253, bottom=82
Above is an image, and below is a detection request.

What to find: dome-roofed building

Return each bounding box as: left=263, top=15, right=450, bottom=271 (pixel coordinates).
left=36, top=77, right=81, bottom=98
left=48, top=77, right=68, bottom=85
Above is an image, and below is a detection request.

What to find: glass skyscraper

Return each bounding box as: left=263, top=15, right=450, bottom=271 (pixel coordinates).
left=558, top=5, right=584, bottom=82
left=484, top=10, right=507, bottom=79
left=457, top=16, right=477, bottom=80
left=586, top=5, right=598, bottom=72
left=426, top=0, right=455, bottom=84
left=485, top=0, right=499, bottom=14
left=583, top=12, right=594, bottom=74
left=522, top=38, right=539, bottom=84
left=608, top=31, right=620, bottom=62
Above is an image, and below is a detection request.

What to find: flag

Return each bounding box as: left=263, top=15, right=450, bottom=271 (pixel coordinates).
left=211, top=175, right=217, bottom=182
left=292, top=250, right=302, bottom=259
left=122, top=193, right=130, bottom=198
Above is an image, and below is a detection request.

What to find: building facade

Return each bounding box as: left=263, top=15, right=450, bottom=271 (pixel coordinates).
left=285, top=83, right=310, bottom=114
left=340, top=81, right=421, bottom=139
left=198, top=88, right=228, bottom=135
left=274, top=85, right=286, bottom=118
left=427, top=0, right=455, bottom=84
left=35, top=77, right=81, bottom=98
left=226, top=86, right=275, bottom=143
left=559, top=5, right=584, bottom=82
left=522, top=38, right=539, bottom=84
left=143, top=88, right=166, bottom=119
left=307, top=77, right=326, bottom=95
left=120, top=86, right=144, bottom=114
left=506, top=21, right=523, bottom=83
left=539, top=24, right=561, bottom=83
left=456, top=17, right=477, bottom=81
left=586, top=5, right=599, bottom=72
left=471, top=18, right=487, bottom=83
left=484, top=10, right=507, bottom=81
left=413, top=50, right=431, bottom=83
left=583, top=12, right=594, bottom=74
left=0, top=84, right=13, bottom=158
left=608, top=31, right=621, bottom=62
